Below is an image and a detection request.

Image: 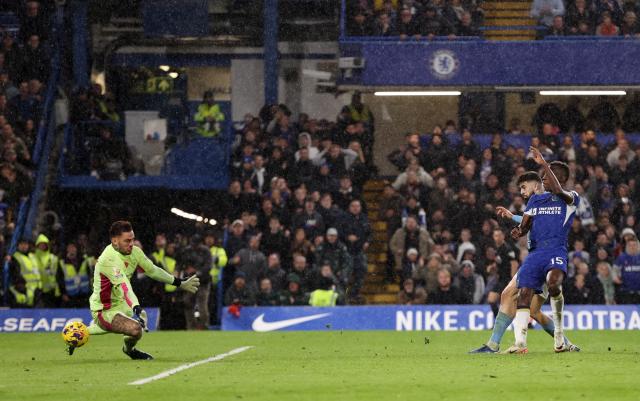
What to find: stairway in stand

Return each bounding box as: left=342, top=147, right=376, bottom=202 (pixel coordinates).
left=360, top=179, right=399, bottom=304
left=483, top=1, right=538, bottom=41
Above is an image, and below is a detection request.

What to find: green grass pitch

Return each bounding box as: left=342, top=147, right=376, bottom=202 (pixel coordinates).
left=1, top=330, right=638, bottom=401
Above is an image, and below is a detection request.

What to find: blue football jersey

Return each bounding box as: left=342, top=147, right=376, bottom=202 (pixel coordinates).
left=524, top=191, right=580, bottom=251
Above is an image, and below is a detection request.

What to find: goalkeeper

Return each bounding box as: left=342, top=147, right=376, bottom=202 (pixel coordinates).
left=71, top=221, right=200, bottom=359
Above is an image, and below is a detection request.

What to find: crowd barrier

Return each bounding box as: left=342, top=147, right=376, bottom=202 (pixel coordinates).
left=222, top=305, right=640, bottom=332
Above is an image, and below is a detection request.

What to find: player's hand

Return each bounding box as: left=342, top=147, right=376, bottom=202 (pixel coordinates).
left=495, top=206, right=513, bottom=219
left=511, top=226, right=523, bottom=239
left=132, top=306, right=149, bottom=332
left=529, top=146, right=546, bottom=165
left=180, top=275, right=200, bottom=294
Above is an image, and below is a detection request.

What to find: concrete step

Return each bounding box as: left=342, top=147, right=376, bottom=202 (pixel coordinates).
left=367, top=293, right=398, bottom=304
left=484, top=18, right=536, bottom=26
left=483, top=1, right=532, bottom=11
left=485, top=10, right=530, bottom=18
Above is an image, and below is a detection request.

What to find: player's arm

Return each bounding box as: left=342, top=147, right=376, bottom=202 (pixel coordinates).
left=529, top=146, right=575, bottom=205
left=135, top=247, right=200, bottom=293
left=495, top=206, right=523, bottom=224
left=511, top=213, right=533, bottom=240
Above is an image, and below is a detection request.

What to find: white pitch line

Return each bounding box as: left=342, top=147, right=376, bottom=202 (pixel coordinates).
left=128, top=346, right=253, bottom=385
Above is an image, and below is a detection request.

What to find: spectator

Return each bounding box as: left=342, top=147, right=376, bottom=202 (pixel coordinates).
left=546, top=15, right=567, bottom=36
left=418, top=5, right=455, bottom=39
left=565, top=262, right=605, bottom=304
left=396, top=7, right=420, bottom=39
left=314, top=227, right=352, bottom=287
left=401, top=248, right=423, bottom=280
left=427, top=269, right=463, bottom=304
left=229, top=234, right=267, bottom=290
left=621, top=11, right=640, bottom=36
left=596, top=11, right=621, bottom=36
left=392, top=158, right=435, bottom=191
left=194, top=90, right=225, bottom=137
left=256, top=277, right=279, bottom=306
left=400, top=195, right=427, bottom=229
left=290, top=228, right=313, bottom=260
left=19, top=35, right=48, bottom=83
left=379, top=183, right=405, bottom=237
left=613, top=230, right=640, bottom=303
left=341, top=199, right=371, bottom=301
left=456, top=11, right=482, bottom=36
left=292, top=198, right=325, bottom=242
left=90, top=126, right=135, bottom=180
left=264, top=253, right=286, bottom=293
left=453, top=260, right=485, bottom=304
left=596, top=261, right=617, bottom=304
left=566, top=0, right=593, bottom=34
left=178, top=234, right=212, bottom=330
left=260, top=216, right=289, bottom=257
left=373, top=11, right=395, bottom=36
left=279, top=273, right=308, bottom=305
left=309, top=263, right=342, bottom=305
left=0, top=163, right=32, bottom=207
left=224, top=271, right=256, bottom=306
left=56, top=242, right=91, bottom=308
left=606, top=138, right=635, bottom=168
left=531, top=0, right=565, bottom=28
left=595, top=0, right=624, bottom=25
left=390, top=215, right=434, bottom=276
left=348, top=8, right=373, bottom=36
left=19, top=1, right=49, bottom=43
left=397, top=277, right=427, bottom=305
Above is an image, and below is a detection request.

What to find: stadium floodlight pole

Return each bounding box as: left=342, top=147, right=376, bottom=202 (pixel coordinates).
left=264, top=0, right=278, bottom=105
left=539, top=90, right=626, bottom=96
left=374, top=91, right=462, bottom=96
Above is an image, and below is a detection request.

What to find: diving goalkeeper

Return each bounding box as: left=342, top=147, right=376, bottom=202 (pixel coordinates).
left=70, top=220, right=200, bottom=359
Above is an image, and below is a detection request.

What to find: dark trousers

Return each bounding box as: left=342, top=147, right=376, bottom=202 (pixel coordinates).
left=160, top=292, right=186, bottom=330
left=349, top=252, right=367, bottom=301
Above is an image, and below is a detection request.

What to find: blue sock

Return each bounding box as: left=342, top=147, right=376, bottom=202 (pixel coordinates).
left=541, top=320, right=555, bottom=337
left=487, top=311, right=513, bottom=350
left=541, top=319, right=571, bottom=345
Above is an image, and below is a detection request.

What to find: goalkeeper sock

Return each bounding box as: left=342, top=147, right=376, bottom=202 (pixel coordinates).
left=124, top=336, right=138, bottom=352
left=487, top=311, right=513, bottom=351
left=513, top=308, right=530, bottom=348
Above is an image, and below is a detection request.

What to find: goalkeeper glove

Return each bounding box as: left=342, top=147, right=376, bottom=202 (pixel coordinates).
left=132, top=305, right=149, bottom=332
left=178, top=275, right=200, bottom=294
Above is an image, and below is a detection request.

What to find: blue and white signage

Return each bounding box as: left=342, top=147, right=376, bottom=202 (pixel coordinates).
left=0, top=308, right=160, bottom=332
left=222, top=305, right=640, bottom=332
left=429, top=49, right=459, bottom=80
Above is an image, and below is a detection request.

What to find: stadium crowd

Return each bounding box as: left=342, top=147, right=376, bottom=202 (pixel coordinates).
left=0, top=1, right=52, bottom=271
left=346, top=1, right=640, bottom=39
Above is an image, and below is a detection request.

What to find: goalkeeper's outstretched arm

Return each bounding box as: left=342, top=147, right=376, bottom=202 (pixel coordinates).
left=137, top=249, right=200, bottom=293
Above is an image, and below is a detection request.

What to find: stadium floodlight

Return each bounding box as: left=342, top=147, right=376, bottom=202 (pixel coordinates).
left=170, top=208, right=217, bottom=226
left=168, top=72, right=179, bottom=79
left=374, top=91, right=461, bottom=96
left=539, top=90, right=626, bottom=96
left=159, top=65, right=170, bottom=72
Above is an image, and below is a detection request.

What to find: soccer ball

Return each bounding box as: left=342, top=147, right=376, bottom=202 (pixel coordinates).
left=61, top=321, right=89, bottom=348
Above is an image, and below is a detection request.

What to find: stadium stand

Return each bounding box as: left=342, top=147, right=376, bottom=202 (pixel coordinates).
left=2, top=1, right=640, bottom=333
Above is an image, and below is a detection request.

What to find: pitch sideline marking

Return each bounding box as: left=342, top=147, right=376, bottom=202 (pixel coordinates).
left=128, top=346, right=254, bottom=385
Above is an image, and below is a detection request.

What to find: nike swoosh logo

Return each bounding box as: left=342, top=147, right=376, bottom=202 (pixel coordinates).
left=251, top=313, right=331, bottom=332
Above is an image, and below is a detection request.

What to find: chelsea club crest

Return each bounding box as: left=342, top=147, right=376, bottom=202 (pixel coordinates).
left=429, top=50, right=459, bottom=80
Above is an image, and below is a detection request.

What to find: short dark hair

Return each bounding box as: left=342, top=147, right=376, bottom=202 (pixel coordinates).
left=517, top=171, right=542, bottom=185
left=110, top=221, right=132, bottom=238
left=549, top=161, right=570, bottom=184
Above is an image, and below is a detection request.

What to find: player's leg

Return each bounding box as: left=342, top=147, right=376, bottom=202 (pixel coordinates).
left=505, top=257, right=545, bottom=353
left=469, top=276, right=518, bottom=353
left=530, top=294, right=580, bottom=352
left=546, top=267, right=566, bottom=351
left=110, top=312, right=153, bottom=360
